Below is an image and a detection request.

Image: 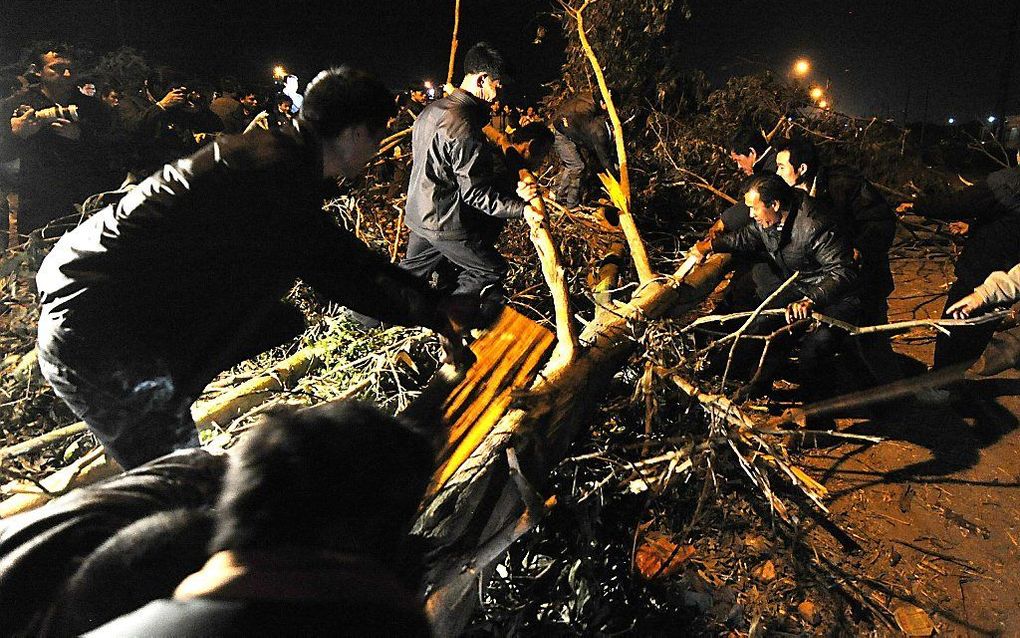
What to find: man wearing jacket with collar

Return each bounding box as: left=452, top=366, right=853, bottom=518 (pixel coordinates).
left=399, top=42, right=541, bottom=321
left=693, top=174, right=860, bottom=400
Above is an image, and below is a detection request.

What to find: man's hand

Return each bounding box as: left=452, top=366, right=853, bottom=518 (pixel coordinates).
left=10, top=107, right=41, bottom=139
left=157, top=88, right=187, bottom=110
left=690, top=238, right=713, bottom=263
left=785, top=298, right=815, bottom=323
left=49, top=118, right=81, bottom=140
left=946, top=292, right=985, bottom=319
left=705, top=218, right=726, bottom=242
left=895, top=201, right=914, bottom=214
left=516, top=179, right=539, bottom=202
left=524, top=204, right=544, bottom=226
left=947, top=221, right=970, bottom=237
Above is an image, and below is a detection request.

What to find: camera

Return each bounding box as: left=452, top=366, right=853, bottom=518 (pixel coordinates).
left=13, top=104, right=80, bottom=122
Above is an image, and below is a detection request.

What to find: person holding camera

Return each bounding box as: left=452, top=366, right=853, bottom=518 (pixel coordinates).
left=0, top=42, right=114, bottom=237
left=118, top=67, right=223, bottom=182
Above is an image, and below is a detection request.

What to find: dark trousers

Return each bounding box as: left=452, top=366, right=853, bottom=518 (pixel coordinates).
left=399, top=230, right=507, bottom=316
left=553, top=130, right=584, bottom=208
left=38, top=303, right=304, bottom=469
left=725, top=263, right=861, bottom=399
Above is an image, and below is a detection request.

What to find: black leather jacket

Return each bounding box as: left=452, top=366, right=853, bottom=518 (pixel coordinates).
left=552, top=95, right=614, bottom=172
left=712, top=191, right=858, bottom=307
left=404, top=89, right=525, bottom=240
left=37, top=124, right=441, bottom=380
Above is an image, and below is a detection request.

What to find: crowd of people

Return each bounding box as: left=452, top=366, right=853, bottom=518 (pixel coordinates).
left=2, top=31, right=1020, bottom=635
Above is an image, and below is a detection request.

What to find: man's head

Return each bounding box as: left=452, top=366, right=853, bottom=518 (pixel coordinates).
left=774, top=138, right=819, bottom=189
left=301, top=66, right=395, bottom=179
left=729, top=129, right=769, bottom=176
left=744, top=174, right=794, bottom=229
left=461, top=42, right=507, bottom=103
left=275, top=92, right=294, bottom=115
left=101, top=86, right=121, bottom=108
left=210, top=402, right=434, bottom=563
left=219, top=76, right=240, bottom=99
left=508, top=122, right=554, bottom=170
left=78, top=81, right=96, bottom=97
left=24, top=43, right=77, bottom=100
left=410, top=88, right=426, bottom=104
left=240, top=91, right=258, bottom=111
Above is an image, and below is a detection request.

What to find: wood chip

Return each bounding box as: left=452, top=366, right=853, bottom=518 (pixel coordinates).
left=634, top=531, right=695, bottom=580
left=893, top=603, right=934, bottom=637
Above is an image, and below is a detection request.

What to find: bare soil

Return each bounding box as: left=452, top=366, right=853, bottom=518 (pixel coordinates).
left=798, top=247, right=1020, bottom=636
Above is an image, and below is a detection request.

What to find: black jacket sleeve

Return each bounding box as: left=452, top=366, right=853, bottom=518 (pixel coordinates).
left=298, top=218, right=444, bottom=330
left=450, top=133, right=526, bottom=219
left=913, top=182, right=1003, bottom=223
left=712, top=223, right=764, bottom=255
left=118, top=96, right=172, bottom=140
left=801, top=223, right=858, bottom=307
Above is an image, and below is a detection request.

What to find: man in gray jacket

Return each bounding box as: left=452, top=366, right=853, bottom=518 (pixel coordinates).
left=400, top=42, right=540, bottom=320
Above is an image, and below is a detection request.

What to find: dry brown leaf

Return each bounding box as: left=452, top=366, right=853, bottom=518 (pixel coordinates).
left=634, top=531, right=695, bottom=580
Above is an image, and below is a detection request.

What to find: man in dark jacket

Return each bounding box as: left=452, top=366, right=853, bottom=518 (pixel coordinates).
left=399, top=42, right=540, bottom=320
left=0, top=43, right=114, bottom=237
left=551, top=92, right=614, bottom=207
left=899, top=161, right=1020, bottom=368
left=117, top=67, right=223, bottom=182
left=86, top=402, right=434, bottom=637
left=706, top=128, right=779, bottom=240
left=693, top=174, right=860, bottom=399
left=36, top=67, right=467, bottom=470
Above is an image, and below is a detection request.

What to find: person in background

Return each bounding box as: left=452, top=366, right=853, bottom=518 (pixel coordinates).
left=0, top=42, right=114, bottom=236
left=550, top=91, right=614, bottom=208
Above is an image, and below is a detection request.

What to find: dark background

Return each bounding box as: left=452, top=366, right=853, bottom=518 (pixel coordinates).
left=1, top=0, right=1017, bottom=120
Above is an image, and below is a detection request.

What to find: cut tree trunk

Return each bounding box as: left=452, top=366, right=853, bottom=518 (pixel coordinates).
left=414, top=254, right=732, bottom=635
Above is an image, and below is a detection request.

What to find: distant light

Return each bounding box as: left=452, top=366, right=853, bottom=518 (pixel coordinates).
left=818, top=99, right=829, bottom=109
left=423, top=80, right=433, bottom=89
left=988, top=115, right=997, bottom=124
left=273, top=65, right=287, bottom=80
left=793, top=59, right=811, bottom=76
left=809, top=86, right=824, bottom=101
left=948, top=117, right=956, bottom=124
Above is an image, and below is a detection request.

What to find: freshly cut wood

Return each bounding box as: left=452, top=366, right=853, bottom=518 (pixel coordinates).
left=425, top=307, right=555, bottom=498
left=0, top=421, right=89, bottom=461
left=0, top=450, right=121, bottom=519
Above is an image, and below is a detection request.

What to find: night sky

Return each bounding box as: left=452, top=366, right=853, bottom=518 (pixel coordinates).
left=2, top=0, right=1017, bottom=121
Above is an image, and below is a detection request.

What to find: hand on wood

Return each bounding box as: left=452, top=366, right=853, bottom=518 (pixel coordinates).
left=895, top=201, right=914, bottom=214
left=785, top=298, right=814, bottom=323
left=946, top=292, right=984, bottom=319
left=690, top=238, right=712, bottom=263
left=10, top=107, right=41, bottom=139
left=516, top=179, right=539, bottom=202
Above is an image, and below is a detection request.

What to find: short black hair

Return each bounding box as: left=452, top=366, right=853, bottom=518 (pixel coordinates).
left=210, top=402, right=435, bottom=561
left=747, top=173, right=794, bottom=209
left=774, top=137, right=820, bottom=185
left=463, top=42, right=507, bottom=81
left=730, top=128, right=769, bottom=157
left=21, top=41, right=76, bottom=69
left=510, top=121, right=554, bottom=162
left=300, top=66, right=396, bottom=138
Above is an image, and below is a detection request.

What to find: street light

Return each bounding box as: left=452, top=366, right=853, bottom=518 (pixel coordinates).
left=988, top=115, right=997, bottom=124
left=793, top=58, right=811, bottom=77
left=809, top=86, right=824, bottom=101
left=817, top=99, right=829, bottom=110
left=948, top=117, right=956, bottom=125
left=273, top=65, right=287, bottom=80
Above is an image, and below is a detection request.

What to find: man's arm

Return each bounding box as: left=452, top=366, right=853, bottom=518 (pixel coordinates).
left=118, top=96, right=172, bottom=139
left=450, top=134, right=527, bottom=219
left=298, top=217, right=445, bottom=331
left=711, top=223, right=764, bottom=256
left=802, top=224, right=858, bottom=307
left=910, top=182, right=1002, bottom=223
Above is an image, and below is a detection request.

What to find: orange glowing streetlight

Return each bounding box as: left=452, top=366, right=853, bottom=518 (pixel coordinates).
left=273, top=65, right=287, bottom=80
left=817, top=99, right=829, bottom=110
left=793, top=58, right=811, bottom=77
left=809, top=86, right=824, bottom=101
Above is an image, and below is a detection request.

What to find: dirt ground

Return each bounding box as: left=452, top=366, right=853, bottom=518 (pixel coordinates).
left=796, top=244, right=1020, bottom=636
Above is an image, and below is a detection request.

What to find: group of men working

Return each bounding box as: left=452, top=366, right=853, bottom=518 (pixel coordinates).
left=11, top=36, right=1020, bottom=472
